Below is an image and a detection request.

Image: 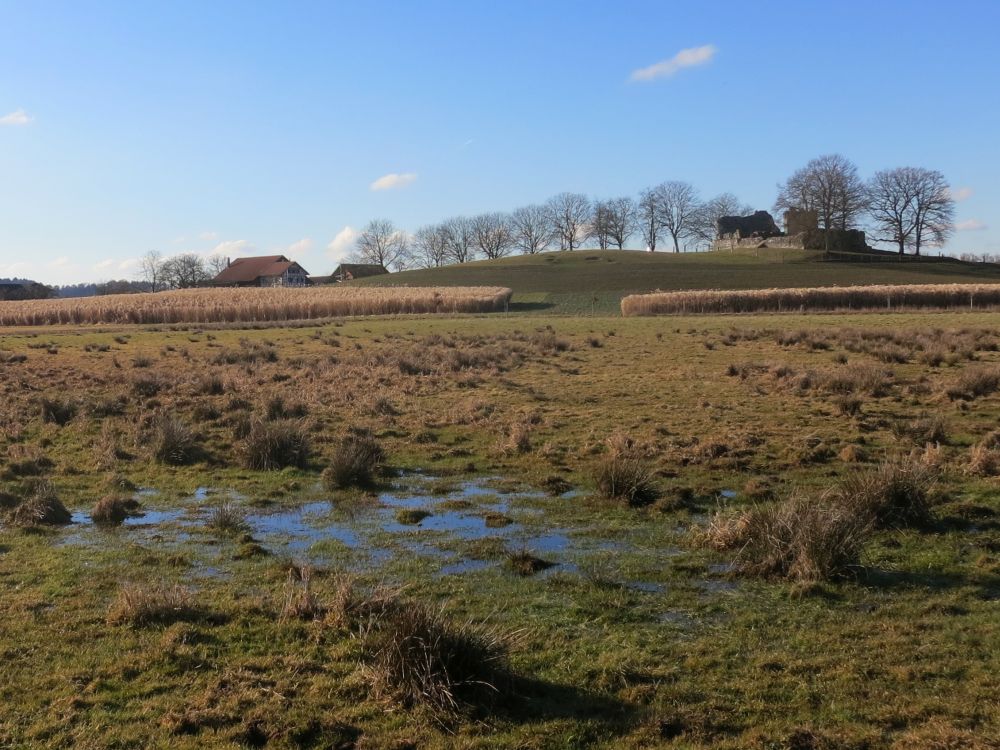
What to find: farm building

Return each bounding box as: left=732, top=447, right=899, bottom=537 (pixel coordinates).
left=330, top=263, right=389, bottom=282
left=211, top=256, right=310, bottom=287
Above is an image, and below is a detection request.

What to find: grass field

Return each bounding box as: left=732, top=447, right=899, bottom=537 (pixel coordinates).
left=1, top=311, right=999, bottom=748
left=351, top=248, right=1000, bottom=314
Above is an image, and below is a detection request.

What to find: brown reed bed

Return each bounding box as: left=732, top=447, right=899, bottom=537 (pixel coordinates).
left=0, top=286, right=513, bottom=326
left=621, top=283, right=1000, bottom=316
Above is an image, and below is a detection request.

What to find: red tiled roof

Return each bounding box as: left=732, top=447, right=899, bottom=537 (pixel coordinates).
left=212, top=256, right=307, bottom=284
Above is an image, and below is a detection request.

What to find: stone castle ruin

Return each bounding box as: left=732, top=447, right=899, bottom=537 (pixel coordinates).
left=712, top=208, right=869, bottom=253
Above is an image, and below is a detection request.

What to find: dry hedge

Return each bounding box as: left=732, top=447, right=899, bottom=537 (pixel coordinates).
left=0, top=286, right=513, bottom=326
left=622, top=283, right=1000, bottom=316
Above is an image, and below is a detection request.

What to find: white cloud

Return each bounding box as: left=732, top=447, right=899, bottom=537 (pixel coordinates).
left=370, top=172, right=417, bottom=191
left=47, top=256, right=71, bottom=268
left=286, top=237, right=314, bottom=260
left=327, top=226, right=358, bottom=260
left=199, top=230, right=219, bottom=241
left=209, top=239, right=254, bottom=257
left=630, top=45, right=717, bottom=82
left=0, top=109, right=32, bottom=126
left=0, top=261, right=32, bottom=277
left=93, top=259, right=115, bottom=271
left=949, top=187, right=974, bottom=202
left=118, top=258, right=139, bottom=272
left=956, top=219, right=987, bottom=231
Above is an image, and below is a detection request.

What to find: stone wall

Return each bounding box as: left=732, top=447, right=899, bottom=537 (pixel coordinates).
left=711, top=228, right=869, bottom=253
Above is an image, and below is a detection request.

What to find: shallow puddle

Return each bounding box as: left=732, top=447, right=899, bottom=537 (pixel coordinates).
left=56, top=476, right=676, bottom=594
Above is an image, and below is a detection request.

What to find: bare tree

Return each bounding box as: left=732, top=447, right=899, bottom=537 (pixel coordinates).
left=775, top=154, right=868, bottom=249
left=638, top=187, right=663, bottom=251
left=412, top=224, right=450, bottom=268
left=591, top=200, right=613, bottom=250
left=205, top=255, right=229, bottom=277
left=867, top=167, right=955, bottom=255
left=604, top=196, right=638, bottom=249
left=139, top=250, right=163, bottom=292
left=867, top=168, right=917, bottom=255
left=441, top=216, right=476, bottom=263
left=161, top=253, right=209, bottom=289
left=470, top=212, right=515, bottom=259
left=910, top=169, right=954, bottom=256
left=654, top=181, right=702, bottom=253
left=510, top=204, right=552, bottom=254
left=694, top=193, right=753, bottom=247
left=355, top=219, right=410, bottom=270
left=546, top=192, right=592, bottom=251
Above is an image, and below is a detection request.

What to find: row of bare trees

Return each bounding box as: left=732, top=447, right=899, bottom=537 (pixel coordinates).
left=354, top=187, right=754, bottom=269
left=347, top=155, right=960, bottom=269
left=139, top=251, right=228, bottom=291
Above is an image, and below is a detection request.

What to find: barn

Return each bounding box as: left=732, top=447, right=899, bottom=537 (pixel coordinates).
left=211, top=256, right=310, bottom=288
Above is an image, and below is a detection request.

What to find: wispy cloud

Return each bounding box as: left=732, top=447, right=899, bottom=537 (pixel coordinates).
left=949, top=187, right=974, bottom=202
left=47, top=256, right=71, bottom=269
left=370, top=172, right=417, bottom=191
left=93, top=259, right=116, bottom=271
left=199, top=230, right=219, bottom=241
left=327, top=226, right=358, bottom=260
left=210, top=239, right=254, bottom=257
left=285, top=237, right=314, bottom=260
left=956, top=219, right=987, bottom=231
left=630, top=45, right=717, bottom=82
left=119, top=258, right=139, bottom=272
left=0, top=109, right=33, bottom=126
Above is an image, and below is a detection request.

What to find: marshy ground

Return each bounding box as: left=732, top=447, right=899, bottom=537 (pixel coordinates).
left=1, top=312, right=999, bottom=748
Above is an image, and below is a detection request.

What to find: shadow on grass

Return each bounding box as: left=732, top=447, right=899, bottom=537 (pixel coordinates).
left=507, top=301, right=556, bottom=313
left=495, top=674, right=635, bottom=733
left=859, top=567, right=995, bottom=593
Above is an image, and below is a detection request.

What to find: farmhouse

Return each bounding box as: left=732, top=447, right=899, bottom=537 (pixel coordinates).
left=211, top=255, right=310, bottom=287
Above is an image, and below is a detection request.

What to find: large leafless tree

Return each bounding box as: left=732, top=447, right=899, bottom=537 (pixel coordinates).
left=591, top=200, right=614, bottom=250
left=604, top=196, right=638, bottom=249
left=161, top=253, right=210, bottom=289
left=654, top=181, right=702, bottom=253
left=412, top=224, right=451, bottom=268
left=470, top=212, right=515, bottom=259
left=775, top=154, right=868, bottom=249
left=139, top=250, right=164, bottom=292
left=867, top=167, right=955, bottom=255
left=355, top=219, right=410, bottom=270
left=510, top=204, right=553, bottom=254
left=546, top=193, right=592, bottom=251
left=909, top=169, right=955, bottom=256
left=441, top=216, right=476, bottom=263
left=638, top=188, right=663, bottom=251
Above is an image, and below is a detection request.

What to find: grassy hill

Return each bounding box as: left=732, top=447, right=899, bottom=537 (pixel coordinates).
left=350, top=248, right=1000, bottom=314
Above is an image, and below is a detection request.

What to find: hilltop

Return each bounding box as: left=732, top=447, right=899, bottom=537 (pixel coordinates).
left=350, top=248, right=1000, bottom=314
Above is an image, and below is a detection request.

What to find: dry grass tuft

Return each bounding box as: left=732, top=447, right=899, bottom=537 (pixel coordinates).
left=835, top=459, right=936, bottom=528
left=322, top=433, right=385, bottom=489
left=592, top=453, right=658, bottom=507
left=151, top=415, right=200, bottom=465
left=707, top=495, right=870, bottom=583
left=324, top=576, right=515, bottom=717
left=106, top=582, right=200, bottom=627
left=7, top=481, right=71, bottom=526
left=91, top=495, right=138, bottom=526
left=240, top=418, right=310, bottom=471
left=945, top=366, right=1000, bottom=401
left=207, top=501, right=249, bottom=535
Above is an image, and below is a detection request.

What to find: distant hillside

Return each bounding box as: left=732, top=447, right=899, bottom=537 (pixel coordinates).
left=350, top=248, right=1000, bottom=314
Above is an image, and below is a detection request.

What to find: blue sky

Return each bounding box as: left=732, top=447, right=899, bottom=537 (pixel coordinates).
left=1, top=0, right=997, bottom=284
